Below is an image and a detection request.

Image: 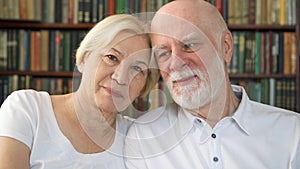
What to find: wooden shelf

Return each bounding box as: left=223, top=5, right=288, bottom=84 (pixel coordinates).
left=0, top=71, right=295, bottom=79
left=0, top=20, right=95, bottom=30
left=228, top=24, right=296, bottom=31
left=229, top=74, right=296, bottom=79
left=0, top=71, right=81, bottom=77
left=0, top=20, right=296, bottom=31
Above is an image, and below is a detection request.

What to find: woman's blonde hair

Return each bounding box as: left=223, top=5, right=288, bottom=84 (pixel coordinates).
left=76, top=14, right=160, bottom=97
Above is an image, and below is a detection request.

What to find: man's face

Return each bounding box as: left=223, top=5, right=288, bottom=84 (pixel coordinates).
left=151, top=14, right=226, bottom=110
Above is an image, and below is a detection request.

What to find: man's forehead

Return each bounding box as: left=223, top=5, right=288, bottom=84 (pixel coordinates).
left=151, top=13, right=204, bottom=39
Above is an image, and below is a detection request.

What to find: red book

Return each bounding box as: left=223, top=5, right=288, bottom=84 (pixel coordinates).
left=108, top=0, right=115, bottom=16
left=215, top=0, right=223, bottom=14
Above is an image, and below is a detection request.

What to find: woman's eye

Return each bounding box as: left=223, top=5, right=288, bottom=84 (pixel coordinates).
left=102, top=54, right=119, bottom=65
left=107, top=54, right=118, bottom=61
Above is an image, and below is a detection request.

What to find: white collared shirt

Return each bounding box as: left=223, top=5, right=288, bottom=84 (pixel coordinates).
left=125, top=85, right=300, bottom=169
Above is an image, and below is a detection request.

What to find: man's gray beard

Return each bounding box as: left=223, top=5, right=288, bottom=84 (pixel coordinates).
left=166, top=69, right=210, bottom=110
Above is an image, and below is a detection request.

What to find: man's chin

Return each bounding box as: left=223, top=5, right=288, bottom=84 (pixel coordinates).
left=171, top=88, right=210, bottom=110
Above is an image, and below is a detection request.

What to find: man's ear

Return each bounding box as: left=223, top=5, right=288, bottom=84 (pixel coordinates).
left=222, top=30, right=233, bottom=64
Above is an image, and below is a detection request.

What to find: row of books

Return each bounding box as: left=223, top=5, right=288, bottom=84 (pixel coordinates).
left=228, top=31, right=297, bottom=75
left=205, top=0, right=296, bottom=25
left=0, top=74, right=172, bottom=118
left=0, top=75, right=297, bottom=116
left=0, top=75, right=81, bottom=104
left=231, top=78, right=297, bottom=112
left=0, top=29, right=87, bottom=71
left=1, top=0, right=297, bottom=25
left=0, top=0, right=171, bottom=24
left=0, top=29, right=297, bottom=75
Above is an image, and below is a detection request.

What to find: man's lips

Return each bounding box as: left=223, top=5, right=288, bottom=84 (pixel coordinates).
left=102, top=86, right=124, bottom=98
left=173, top=75, right=197, bottom=85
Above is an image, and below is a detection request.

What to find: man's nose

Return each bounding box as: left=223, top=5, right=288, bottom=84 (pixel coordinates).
left=169, top=50, right=187, bottom=72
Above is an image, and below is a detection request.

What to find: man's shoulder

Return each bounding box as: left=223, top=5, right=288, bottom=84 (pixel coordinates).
left=250, top=101, right=299, bottom=116
left=128, top=103, right=179, bottom=135
left=135, top=103, right=178, bottom=123
left=248, top=101, right=300, bottom=126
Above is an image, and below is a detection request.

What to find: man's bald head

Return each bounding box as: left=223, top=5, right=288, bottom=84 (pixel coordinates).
left=151, top=0, right=228, bottom=44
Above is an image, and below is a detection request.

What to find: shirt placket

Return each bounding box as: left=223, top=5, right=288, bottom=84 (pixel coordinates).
left=194, top=118, right=223, bottom=169
left=211, top=129, right=222, bottom=169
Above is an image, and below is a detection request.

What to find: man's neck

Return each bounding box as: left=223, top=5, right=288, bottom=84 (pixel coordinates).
left=189, top=84, right=240, bottom=128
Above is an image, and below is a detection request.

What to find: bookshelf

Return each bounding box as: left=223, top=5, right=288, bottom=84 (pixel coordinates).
left=0, top=0, right=171, bottom=107
left=0, top=0, right=299, bottom=112
left=219, top=0, right=299, bottom=112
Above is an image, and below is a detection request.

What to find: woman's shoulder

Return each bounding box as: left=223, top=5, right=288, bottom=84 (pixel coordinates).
left=1, top=89, right=51, bottom=115
left=5, top=89, right=50, bottom=102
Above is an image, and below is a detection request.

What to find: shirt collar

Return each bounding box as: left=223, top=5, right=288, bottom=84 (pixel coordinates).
left=230, top=85, right=254, bottom=135
left=176, top=85, right=254, bottom=135
left=177, top=107, right=199, bottom=135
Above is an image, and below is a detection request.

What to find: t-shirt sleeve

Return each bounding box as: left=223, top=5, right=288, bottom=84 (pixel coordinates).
left=0, top=90, right=37, bottom=149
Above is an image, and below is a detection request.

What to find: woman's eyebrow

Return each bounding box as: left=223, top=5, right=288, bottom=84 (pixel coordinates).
left=111, top=47, right=125, bottom=57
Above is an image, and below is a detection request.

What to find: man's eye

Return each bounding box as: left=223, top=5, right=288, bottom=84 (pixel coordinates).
left=160, top=51, right=171, bottom=57
left=155, top=50, right=171, bottom=59
left=182, top=43, right=200, bottom=52
left=102, top=54, right=119, bottom=65
left=132, top=65, right=142, bottom=72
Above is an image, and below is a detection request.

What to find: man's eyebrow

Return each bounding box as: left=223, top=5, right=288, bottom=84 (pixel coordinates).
left=181, top=32, right=202, bottom=42
left=135, top=60, right=148, bottom=67
left=153, top=45, right=168, bottom=50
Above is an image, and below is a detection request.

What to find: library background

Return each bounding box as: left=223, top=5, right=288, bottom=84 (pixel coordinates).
left=0, top=0, right=299, bottom=116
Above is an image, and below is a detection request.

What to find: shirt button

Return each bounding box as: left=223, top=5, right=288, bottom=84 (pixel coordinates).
left=211, top=133, right=216, bottom=138
left=213, top=157, right=219, bottom=162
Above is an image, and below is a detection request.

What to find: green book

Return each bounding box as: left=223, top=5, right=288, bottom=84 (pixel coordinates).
left=255, top=32, right=260, bottom=74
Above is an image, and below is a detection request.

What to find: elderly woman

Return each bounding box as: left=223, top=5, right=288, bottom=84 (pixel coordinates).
left=0, top=14, right=159, bottom=169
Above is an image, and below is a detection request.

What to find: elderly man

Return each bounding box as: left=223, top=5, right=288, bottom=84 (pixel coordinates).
left=125, top=0, right=300, bottom=168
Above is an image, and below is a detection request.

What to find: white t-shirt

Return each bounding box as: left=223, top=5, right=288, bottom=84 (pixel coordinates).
left=125, top=85, right=300, bottom=169
left=0, top=89, right=133, bottom=169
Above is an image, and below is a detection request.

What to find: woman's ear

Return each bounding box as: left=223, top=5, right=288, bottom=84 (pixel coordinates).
left=77, top=53, right=90, bottom=73
left=222, top=30, right=233, bottom=64
left=77, top=62, right=84, bottom=73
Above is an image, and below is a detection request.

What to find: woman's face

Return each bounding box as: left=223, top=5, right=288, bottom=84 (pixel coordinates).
left=94, top=34, right=150, bottom=113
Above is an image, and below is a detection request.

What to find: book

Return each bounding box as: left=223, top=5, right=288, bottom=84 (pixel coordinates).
left=40, top=30, right=49, bottom=71
left=290, top=32, right=296, bottom=74
left=254, top=32, right=260, bottom=74
left=271, top=32, right=279, bottom=74
left=0, top=30, right=7, bottom=70
left=18, top=30, right=25, bottom=71
left=283, top=32, right=291, bottom=74
left=238, top=32, right=246, bottom=74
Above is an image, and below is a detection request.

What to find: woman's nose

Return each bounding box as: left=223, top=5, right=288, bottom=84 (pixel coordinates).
left=111, top=63, right=129, bottom=85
